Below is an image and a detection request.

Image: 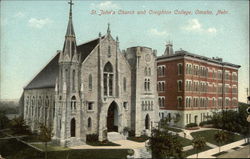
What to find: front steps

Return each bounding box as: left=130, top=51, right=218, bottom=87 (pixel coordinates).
left=107, top=132, right=126, bottom=141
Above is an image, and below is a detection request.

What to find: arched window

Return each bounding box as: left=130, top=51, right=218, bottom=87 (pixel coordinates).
left=70, top=118, right=76, bottom=137
left=108, top=46, right=111, bottom=57
left=123, top=77, right=127, bottom=92
left=89, top=74, right=92, bottom=90
left=158, top=98, right=161, bottom=107
left=148, top=67, right=151, bottom=76
left=147, top=79, right=150, bottom=91
left=88, top=117, right=92, bottom=128
left=144, top=79, right=147, bottom=91
left=145, top=114, right=150, bottom=129
left=162, top=82, right=165, bottom=91
left=72, top=70, right=75, bottom=90
left=71, top=96, right=76, bottom=110
left=145, top=67, right=148, bottom=76
left=104, top=62, right=113, bottom=96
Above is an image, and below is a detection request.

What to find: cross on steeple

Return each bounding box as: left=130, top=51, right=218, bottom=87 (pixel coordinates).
left=68, top=0, right=74, bottom=18
left=107, top=23, right=111, bottom=35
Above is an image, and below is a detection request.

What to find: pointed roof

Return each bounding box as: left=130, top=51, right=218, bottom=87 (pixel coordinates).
left=66, top=0, right=75, bottom=37
left=24, top=36, right=104, bottom=90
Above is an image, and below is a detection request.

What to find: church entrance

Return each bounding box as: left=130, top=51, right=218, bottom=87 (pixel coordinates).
left=107, top=101, right=118, bottom=132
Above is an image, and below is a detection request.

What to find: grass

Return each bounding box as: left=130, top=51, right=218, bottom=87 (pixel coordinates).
left=232, top=147, right=240, bottom=150
left=212, top=151, right=228, bottom=157
left=0, top=138, right=130, bottom=159
left=184, top=145, right=211, bottom=157
left=176, top=135, right=192, bottom=147
left=31, top=143, right=70, bottom=151
left=168, top=127, right=183, bottom=133
left=127, top=135, right=149, bottom=142
left=86, top=140, right=120, bottom=146
left=191, top=130, right=243, bottom=146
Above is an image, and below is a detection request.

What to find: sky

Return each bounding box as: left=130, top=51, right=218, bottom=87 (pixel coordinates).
left=0, top=0, right=249, bottom=102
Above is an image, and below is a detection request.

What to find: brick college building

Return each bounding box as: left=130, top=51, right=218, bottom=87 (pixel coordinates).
left=157, top=43, right=240, bottom=127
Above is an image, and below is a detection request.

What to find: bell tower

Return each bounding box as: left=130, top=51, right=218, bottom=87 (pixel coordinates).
left=54, top=0, right=83, bottom=146
left=164, top=41, right=174, bottom=56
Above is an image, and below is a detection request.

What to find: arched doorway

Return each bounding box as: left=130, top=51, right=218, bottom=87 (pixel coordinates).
left=145, top=114, right=150, bottom=130
left=71, top=118, right=76, bottom=137
left=107, top=101, right=118, bottom=132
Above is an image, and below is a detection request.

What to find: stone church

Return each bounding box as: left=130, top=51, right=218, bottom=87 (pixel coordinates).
left=22, top=1, right=159, bottom=146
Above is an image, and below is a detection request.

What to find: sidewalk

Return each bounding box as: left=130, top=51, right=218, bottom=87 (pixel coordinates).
left=70, top=139, right=146, bottom=149
left=187, top=139, right=246, bottom=158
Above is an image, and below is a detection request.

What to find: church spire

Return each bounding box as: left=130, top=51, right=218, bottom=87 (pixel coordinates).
left=107, top=23, right=111, bottom=35
left=61, top=0, right=78, bottom=62
left=66, top=0, right=75, bottom=37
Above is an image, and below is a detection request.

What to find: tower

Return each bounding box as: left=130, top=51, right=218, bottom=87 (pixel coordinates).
left=53, top=0, right=83, bottom=146
left=164, top=41, right=174, bottom=56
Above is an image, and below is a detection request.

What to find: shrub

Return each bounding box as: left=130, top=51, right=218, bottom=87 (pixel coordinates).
left=185, top=123, right=198, bottom=128
left=128, top=130, right=135, bottom=137
left=86, top=134, right=99, bottom=142
left=199, top=120, right=213, bottom=126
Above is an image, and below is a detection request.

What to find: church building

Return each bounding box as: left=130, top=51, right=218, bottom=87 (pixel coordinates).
left=22, top=1, right=159, bottom=147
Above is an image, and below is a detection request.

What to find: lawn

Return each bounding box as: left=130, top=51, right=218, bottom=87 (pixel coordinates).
left=127, top=135, right=149, bottom=142
left=184, top=145, right=211, bottom=157
left=0, top=138, right=130, bottom=159
left=176, top=135, right=192, bottom=147
left=191, top=130, right=243, bottom=146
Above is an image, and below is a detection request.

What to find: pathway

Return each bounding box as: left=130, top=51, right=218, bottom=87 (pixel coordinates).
left=187, top=139, right=246, bottom=158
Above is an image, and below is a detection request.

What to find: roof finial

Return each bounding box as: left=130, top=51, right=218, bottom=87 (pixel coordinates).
left=107, top=23, right=111, bottom=35
left=68, top=0, right=74, bottom=18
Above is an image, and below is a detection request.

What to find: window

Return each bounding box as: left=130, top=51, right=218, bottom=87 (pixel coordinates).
left=104, top=62, right=113, bottom=96
left=88, top=102, right=93, bottom=110
left=87, top=117, right=92, bottom=128
left=178, top=63, right=183, bottom=75
left=144, top=78, right=151, bottom=91
left=123, top=102, right=128, bottom=110
left=72, top=70, right=75, bottom=90
left=71, top=96, right=76, bottom=110
left=108, top=46, right=111, bottom=57
left=123, top=77, right=127, bottom=92
left=71, top=118, right=76, bottom=137
left=145, top=67, right=148, bottom=76
left=88, top=74, right=92, bottom=90
left=159, top=97, right=165, bottom=107
left=177, top=97, right=182, bottom=107
left=177, top=80, right=182, bottom=91
left=148, top=67, right=151, bottom=76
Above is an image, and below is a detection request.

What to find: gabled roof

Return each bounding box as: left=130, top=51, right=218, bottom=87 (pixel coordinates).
left=24, top=53, right=60, bottom=90
left=24, top=36, right=104, bottom=90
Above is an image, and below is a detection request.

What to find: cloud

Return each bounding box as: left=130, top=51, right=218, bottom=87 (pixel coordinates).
left=149, top=28, right=167, bottom=36
left=207, top=27, right=217, bottom=33
left=14, top=12, right=25, bottom=18
left=91, top=1, right=119, bottom=10
left=28, top=18, right=53, bottom=29
left=182, top=19, right=217, bottom=34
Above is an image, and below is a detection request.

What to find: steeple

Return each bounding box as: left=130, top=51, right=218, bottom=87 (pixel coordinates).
left=61, top=0, right=78, bottom=62
left=107, top=23, right=111, bottom=35
left=164, top=41, right=174, bottom=56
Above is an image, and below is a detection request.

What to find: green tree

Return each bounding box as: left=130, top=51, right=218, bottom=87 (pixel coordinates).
left=39, top=123, right=53, bottom=159
left=214, top=130, right=228, bottom=153
left=148, top=128, right=183, bottom=159
left=0, top=110, right=10, bottom=129
left=10, top=117, right=30, bottom=135
left=192, top=136, right=206, bottom=159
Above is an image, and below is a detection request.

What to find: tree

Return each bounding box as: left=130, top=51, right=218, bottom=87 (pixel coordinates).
left=214, top=130, right=228, bottom=153
left=148, top=128, right=183, bottom=159
left=10, top=117, right=30, bottom=135
left=39, top=123, right=53, bottom=159
left=0, top=110, right=10, bottom=129
left=192, top=136, right=206, bottom=159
